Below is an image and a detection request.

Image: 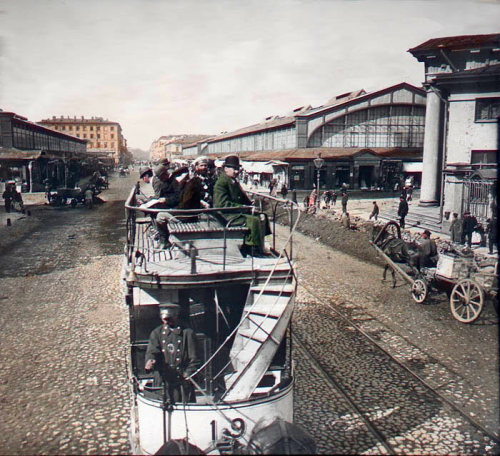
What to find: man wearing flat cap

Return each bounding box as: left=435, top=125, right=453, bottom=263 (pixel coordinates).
left=145, top=303, right=200, bottom=403
left=214, top=155, right=271, bottom=255
left=412, top=229, right=438, bottom=270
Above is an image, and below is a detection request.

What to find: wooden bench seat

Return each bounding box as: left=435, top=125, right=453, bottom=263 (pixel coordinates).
left=168, top=221, right=249, bottom=235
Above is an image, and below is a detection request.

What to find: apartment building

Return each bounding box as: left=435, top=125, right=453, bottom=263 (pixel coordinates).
left=39, top=116, right=128, bottom=164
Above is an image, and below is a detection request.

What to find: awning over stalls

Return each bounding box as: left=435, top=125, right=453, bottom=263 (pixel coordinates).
left=0, top=148, right=46, bottom=161
left=241, top=161, right=274, bottom=174
left=402, top=162, right=423, bottom=173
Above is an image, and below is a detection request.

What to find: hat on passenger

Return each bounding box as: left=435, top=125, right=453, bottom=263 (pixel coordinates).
left=193, top=156, right=209, bottom=166
left=139, top=166, right=153, bottom=178
left=224, top=155, right=240, bottom=169
left=154, top=164, right=168, bottom=177
left=160, top=158, right=170, bottom=165
left=423, top=229, right=431, bottom=237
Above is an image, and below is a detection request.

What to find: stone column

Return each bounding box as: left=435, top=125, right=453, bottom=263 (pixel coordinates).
left=419, top=88, right=442, bottom=205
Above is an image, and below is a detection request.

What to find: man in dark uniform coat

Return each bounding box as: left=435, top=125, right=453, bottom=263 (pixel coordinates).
left=213, top=155, right=271, bottom=255
left=397, top=196, right=409, bottom=229
left=145, top=304, right=200, bottom=403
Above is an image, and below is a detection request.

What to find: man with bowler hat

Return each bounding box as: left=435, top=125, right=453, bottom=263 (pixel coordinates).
left=214, top=155, right=271, bottom=255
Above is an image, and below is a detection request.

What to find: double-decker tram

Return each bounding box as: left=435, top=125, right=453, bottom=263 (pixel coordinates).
left=123, top=188, right=312, bottom=454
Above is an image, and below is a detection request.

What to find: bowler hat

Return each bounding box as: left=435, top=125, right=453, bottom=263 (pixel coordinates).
left=423, top=229, right=431, bottom=237
left=224, top=155, right=240, bottom=169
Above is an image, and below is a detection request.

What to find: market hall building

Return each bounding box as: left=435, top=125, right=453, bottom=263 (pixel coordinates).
left=0, top=110, right=88, bottom=192
left=183, top=82, right=426, bottom=191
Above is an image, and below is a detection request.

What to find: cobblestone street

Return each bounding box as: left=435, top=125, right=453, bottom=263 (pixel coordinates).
left=0, top=176, right=132, bottom=454
left=0, top=175, right=498, bottom=454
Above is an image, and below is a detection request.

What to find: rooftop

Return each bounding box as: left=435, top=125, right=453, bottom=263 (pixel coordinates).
left=409, top=33, right=500, bottom=54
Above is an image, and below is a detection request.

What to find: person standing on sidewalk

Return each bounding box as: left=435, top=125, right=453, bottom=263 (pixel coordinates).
left=397, top=196, right=409, bottom=229
left=486, top=217, right=497, bottom=254
left=341, top=192, right=348, bottom=214
left=449, top=213, right=462, bottom=243
left=2, top=184, right=14, bottom=213
left=369, top=201, right=379, bottom=221
left=462, top=212, right=477, bottom=247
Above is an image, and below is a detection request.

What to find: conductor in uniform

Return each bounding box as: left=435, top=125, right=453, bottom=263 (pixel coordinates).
left=145, top=303, right=200, bottom=403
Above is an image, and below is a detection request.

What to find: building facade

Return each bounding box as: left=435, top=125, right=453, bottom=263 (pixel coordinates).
left=0, top=110, right=88, bottom=191
left=38, top=116, right=129, bottom=164
left=183, top=83, right=426, bottom=190
left=150, top=135, right=211, bottom=162
left=409, top=33, right=500, bottom=227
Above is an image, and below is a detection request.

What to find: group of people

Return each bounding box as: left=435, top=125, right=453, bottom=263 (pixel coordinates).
left=2, top=182, right=24, bottom=213
left=137, top=155, right=271, bottom=255
left=449, top=211, right=497, bottom=254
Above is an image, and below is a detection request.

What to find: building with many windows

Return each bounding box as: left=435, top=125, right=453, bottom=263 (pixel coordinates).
left=183, top=83, right=426, bottom=190
left=0, top=110, right=88, bottom=191
left=38, top=116, right=129, bottom=164
left=409, top=33, right=499, bottom=227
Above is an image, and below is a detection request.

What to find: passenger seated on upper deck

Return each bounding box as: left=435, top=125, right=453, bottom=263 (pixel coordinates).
left=178, top=156, right=215, bottom=209
left=145, top=303, right=200, bottom=403
left=152, top=161, right=188, bottom=207
left=213, top=155, right=271, bottom=256
left=135, top=166, right=154, bottom=204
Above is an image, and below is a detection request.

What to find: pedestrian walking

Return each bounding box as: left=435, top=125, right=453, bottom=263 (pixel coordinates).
left=323, top=191, right=331, bottom=208
left=331, top=191, right=337, bottom=206
left=369, top=201, right=379, bottom=221
left=397, top=196, right=409, bottom=229
left=309, top=188, right=317, bottom=208
left=2, top=184, right=14, bottom=213
left=341, top=192, right=348, bottom=214
left=486, top=217, right=497, bottom=254
left=407, top=185, right=413, bottom=202
left=279, top=183, right=288, bottom=199
left=449, top=212, right=462, bottom=243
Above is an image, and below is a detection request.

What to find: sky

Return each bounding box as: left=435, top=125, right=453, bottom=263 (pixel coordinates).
left=0, top=0, right=499, bottom=151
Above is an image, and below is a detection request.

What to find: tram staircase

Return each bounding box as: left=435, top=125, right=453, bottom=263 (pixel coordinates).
left=379, top=203, right=442, bottom=233
left=222, top=272, right=296, bottom=402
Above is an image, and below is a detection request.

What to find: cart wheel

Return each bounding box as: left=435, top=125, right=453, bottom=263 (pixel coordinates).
left=411, top=279, right=428, bottom=303
left=450, top=279, right=484, bottom=323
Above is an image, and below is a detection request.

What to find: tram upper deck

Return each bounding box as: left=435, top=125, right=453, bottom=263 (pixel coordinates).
left=124, top=189, right=297, bottom=287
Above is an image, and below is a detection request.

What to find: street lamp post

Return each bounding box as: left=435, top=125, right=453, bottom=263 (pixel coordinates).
left=313, top=154, right=325, bottom=208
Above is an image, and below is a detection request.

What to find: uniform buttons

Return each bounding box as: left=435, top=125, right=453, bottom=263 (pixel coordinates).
left=177, top=339, right=182, bottom=344
left=177, top=349, right=180, bottom=352
left=176, top=358, right=180, bottom=361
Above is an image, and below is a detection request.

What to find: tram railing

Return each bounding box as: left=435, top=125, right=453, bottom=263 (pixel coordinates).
left=124, top=188, right=300, bottom=275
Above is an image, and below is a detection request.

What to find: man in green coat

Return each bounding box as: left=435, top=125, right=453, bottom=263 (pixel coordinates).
left=213, top=155, right=271, bottom=255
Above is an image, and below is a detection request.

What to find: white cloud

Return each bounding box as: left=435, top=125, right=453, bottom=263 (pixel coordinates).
left=0, top=0, right=498, bottom=149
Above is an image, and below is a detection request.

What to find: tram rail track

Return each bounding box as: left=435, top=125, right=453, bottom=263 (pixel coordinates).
left=293, top=282, right=500, bottom=454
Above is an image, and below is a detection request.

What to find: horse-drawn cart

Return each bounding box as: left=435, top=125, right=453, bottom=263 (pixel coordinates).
left=370, top=221, right=498, bottom=324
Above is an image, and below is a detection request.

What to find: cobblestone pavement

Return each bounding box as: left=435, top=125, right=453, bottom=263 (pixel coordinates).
left=0, top=174, right=134, bottom=454
left=0, top=177, right=497, bottom=454
left=272, top=223, right=499, bottom=453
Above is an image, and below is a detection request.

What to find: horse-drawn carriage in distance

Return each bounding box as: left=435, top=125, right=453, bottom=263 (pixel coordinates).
left=46, top=172, right=106, bottom=208
left=370, top=221, right=498, bottom=324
